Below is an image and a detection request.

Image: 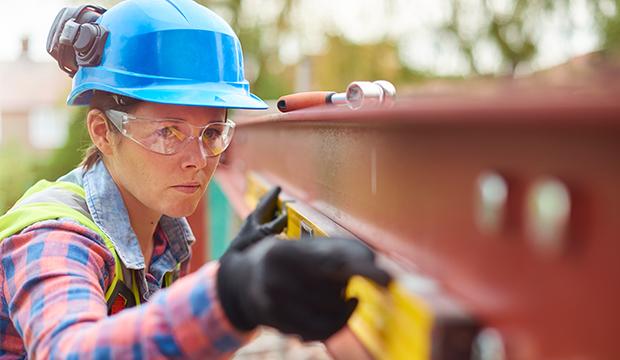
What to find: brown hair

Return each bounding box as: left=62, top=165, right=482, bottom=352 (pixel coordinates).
left=81, top=91, right=141, bottom=170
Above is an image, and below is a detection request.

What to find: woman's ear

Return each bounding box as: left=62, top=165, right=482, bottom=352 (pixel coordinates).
left=86, top=109, right=116, bottom=156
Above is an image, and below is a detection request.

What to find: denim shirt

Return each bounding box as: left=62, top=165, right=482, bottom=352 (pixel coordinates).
left=58, top=160, right=194, bottom=301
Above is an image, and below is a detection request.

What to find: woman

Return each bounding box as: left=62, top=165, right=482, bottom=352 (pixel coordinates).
left=0, top=0, right=390, bottom=358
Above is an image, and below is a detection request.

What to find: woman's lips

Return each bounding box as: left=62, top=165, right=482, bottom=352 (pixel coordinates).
left=172, top=184, right=201, bottom=194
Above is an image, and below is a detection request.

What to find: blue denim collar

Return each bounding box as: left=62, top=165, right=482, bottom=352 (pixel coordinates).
left=58, top=161, right=194, bottom=271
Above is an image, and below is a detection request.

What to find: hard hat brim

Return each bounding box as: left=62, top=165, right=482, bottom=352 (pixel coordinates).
left=68, top=82, right=269, bottom=110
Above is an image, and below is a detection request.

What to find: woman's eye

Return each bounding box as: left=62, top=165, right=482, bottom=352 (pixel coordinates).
left=156, top=127, right=171, bottom=137
left=157, top=126, right=184, bottom=140
left=204, top=128, right=222, bottom=139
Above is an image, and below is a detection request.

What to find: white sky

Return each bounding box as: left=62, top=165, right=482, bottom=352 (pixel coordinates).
left=0, top=0, right=72, bottom=62
left=0, top=0, right=607, bottom=76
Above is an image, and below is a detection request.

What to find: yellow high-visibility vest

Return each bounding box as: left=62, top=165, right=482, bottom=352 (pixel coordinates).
left=0, top=180, right=176, bottom=314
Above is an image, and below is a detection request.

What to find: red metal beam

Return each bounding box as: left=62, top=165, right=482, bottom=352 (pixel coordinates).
left=217, top=90, right=620, bottom=359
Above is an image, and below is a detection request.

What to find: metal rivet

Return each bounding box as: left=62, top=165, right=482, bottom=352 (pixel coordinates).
left=526, top=178, right=571, bottom=256
left=300, top=220, right=314, bottom=239
left=472, top=328, right=506, bottom=360
left=475, top=172, right=508, bottom=235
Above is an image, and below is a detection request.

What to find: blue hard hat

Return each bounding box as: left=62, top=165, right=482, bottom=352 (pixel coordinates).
left=67, top=0, right=267, bottom=109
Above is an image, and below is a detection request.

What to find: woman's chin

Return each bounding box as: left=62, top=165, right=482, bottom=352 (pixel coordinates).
left=163, top=201, right=200, bottom=218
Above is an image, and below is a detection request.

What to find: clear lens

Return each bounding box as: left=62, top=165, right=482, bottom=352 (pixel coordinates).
left=123, top=119, right=189, bottom=154
left=106, top=110, right=235, bottom=156
left=200, top=121, right=235, bottom=156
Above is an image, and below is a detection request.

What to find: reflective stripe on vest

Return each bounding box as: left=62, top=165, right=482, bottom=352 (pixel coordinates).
left=0, top=179, right=177, bottom=314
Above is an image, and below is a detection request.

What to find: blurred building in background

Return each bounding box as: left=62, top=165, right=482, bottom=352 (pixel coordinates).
left=0, top=37, right=71, bottom=153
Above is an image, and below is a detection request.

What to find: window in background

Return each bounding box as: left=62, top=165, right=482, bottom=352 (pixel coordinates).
left=28, top=107, right=69, bottom=150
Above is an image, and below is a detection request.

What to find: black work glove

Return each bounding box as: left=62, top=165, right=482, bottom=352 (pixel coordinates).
left=217, top=236, right=392, bottom=342
left=226, top=186, right=288, bottom=253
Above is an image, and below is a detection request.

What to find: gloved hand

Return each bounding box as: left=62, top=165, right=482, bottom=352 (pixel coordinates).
left=217, top=235, right=392, bottom=342
left=227, top=186, right=288, bottom=253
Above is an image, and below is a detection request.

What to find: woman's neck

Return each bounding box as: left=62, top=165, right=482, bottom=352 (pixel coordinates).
left=117, top=184, right=161, bottom=268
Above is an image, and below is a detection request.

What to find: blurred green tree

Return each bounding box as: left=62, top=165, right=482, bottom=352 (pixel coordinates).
left=36, top=107, right=90, bottom=181
left=445, top=0, right=620, bottom=75
left=0, top=108, right=89, bottom=213
left=601, top=0, right=620, bottom=52
left=76, top=0, right=620, bottom=88
left=0, top=143, right=38, bottom=212
left=310, top=35, right=426, bottom=92
left=199, top=0, right=426, bottom=93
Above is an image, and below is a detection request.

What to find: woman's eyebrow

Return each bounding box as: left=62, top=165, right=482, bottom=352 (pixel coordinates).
left=192, top=117, right=227, bottom=127
left=153, top=115, right=226, bottom=124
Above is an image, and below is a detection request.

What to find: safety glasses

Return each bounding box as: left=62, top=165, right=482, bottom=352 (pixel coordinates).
left=105, top=109, right=235, bottom=157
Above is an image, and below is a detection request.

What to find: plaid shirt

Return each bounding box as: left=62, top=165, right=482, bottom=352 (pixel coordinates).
left=0, top=162, right=248, bottom=358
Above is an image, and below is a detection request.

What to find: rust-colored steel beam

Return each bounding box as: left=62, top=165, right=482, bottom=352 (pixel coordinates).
left=216, top=90, right=620, bottom=359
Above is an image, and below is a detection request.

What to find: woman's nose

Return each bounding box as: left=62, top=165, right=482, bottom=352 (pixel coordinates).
left=181, top=137, right=209, bottom=169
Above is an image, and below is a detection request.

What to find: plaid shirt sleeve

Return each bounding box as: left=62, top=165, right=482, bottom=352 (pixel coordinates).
left=0, top=219, right=250, bottom=359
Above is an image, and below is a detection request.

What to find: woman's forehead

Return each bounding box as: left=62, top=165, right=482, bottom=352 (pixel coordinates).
left=133, top=102, right=227, bottom=124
